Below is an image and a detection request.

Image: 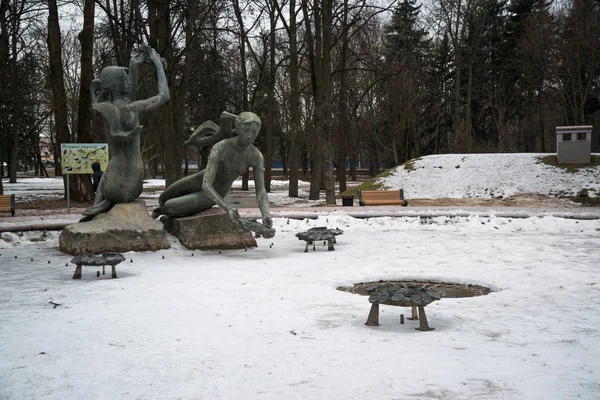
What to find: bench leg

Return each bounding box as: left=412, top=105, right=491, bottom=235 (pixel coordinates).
left=111, top=265, right=117, bottom=279
left=304, top=241, right=309, bottom=253
left=407, top=305, right=419, bottom=320
left=102, top=265, right=105, bottom=275
left=327, top=238, right=335, bottom=251
left=72, top=264, right=82, bottom=279
left=365, top=303, right=380, bottom=326
left=415, top=306, right=434, bottom=331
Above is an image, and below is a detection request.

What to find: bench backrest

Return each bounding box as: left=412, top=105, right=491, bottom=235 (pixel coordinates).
left=357, top=189, right=406, bottom=206
left=360, top=190, right=402, bottom=200
left=0, top=194, right=16, bottom=215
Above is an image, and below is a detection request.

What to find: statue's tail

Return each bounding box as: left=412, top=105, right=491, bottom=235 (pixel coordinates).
left=185, top=111, right=239, bottom=150
left=185, top=120, right=229, bottom=149
left=80, top=199, right=114, bottom=222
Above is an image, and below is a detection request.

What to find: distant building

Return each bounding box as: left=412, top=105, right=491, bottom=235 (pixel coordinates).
left=556, top=125, right=592, bottom=164
left=39, top=136, right=55, bottom=166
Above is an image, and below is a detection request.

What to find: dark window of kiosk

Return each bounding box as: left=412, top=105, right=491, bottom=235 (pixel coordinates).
left=577, top=132, right=586, bottom=141
left=563, top=133, right=572, bottom=141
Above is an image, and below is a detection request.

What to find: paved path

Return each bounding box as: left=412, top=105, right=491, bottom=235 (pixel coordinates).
left=2, top=203, right=599, bottom=232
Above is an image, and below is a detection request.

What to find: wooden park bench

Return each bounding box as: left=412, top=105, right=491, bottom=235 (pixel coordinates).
left=357, top=189, right=407, bottom=206
left=0, top=194, right=16, bottom=216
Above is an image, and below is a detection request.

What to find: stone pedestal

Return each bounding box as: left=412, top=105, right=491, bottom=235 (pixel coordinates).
left=59, top=200, right=170, bottom=255
left=163, top=208, right=257, bottom=250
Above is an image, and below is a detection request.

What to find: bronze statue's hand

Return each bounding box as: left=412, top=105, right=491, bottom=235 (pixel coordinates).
left=131, top=43, right=150, bottom=64
left=262, top=216, right=273, bottom=228
left=131, top=50, right=147, bottom=65
left=228, top=208, right=241, bottom=222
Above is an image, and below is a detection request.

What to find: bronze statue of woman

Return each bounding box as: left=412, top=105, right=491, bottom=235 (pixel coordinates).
left=81, top=44, right=169, bottom=221
left=153, top=111, right=274, bottom=237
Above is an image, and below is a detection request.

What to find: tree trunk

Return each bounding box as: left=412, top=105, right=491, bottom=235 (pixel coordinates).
left=0, top=0, right=7, bottom=193
left=70, top=0, right=96, bottom=202
left=303, top=0, right=334, bottom=203
left=264, top=2, right=278, bottom=193
left=77, top=0, right=94, bottom=143
left=452, top=57, right=461, bottom=153
left=149, top=0, right=182, bottom=188
left=349, top=140, right=357, bottom=181
left=232, top=0, right=251, bottom=192
left=47, top=0, right=71, bottom=188
left=303, top=0, right=320, bottom=200
left=9, top=118, right=17, bottom=183
left=7, top=2, right=18, bottom=184
left=320, top=0, right=335, bottom=204
left=392, top=136, right=399, bottom=166
left=287, top=0, right=301, bottom=197
left=539, top=106, right=545, bottom=153
left=336, top=0, right=349, bottom=194
left=466, top=62, right=473, bottom=152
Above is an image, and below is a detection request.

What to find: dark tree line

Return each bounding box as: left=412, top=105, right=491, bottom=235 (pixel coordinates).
left=0, top=0, right=598, bottom=203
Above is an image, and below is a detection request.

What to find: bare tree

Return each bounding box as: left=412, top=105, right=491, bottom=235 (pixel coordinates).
left=274, top=0, right=303, bottom=197
left=302, top=0, right=335, bottom=203
left=0, top=0, right=9, bottom=192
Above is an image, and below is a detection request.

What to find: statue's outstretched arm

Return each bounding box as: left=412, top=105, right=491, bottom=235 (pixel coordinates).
left=130, top=45, right=169, bottom=112
left=128, top=45, right=146, bottom=101
left=251, top=150, right=272, bottom=227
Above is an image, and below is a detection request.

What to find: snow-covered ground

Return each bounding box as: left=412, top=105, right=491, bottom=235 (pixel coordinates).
left=1, top=153, right=600, bottom=399
left=1, top=177, right=65, bottom=202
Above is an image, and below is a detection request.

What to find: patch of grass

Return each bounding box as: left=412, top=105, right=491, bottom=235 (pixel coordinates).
left=339, top=167, right=397, bottom=197
left=571, top=197, right=600, bottom=206
left=549, top=187, right=600, bottom=206
left=566, top=188, right=600, bottom=206
left=340, top=158, right=422, bottom=197
left=537, top=155, right=600, bottom=173
left=403, top=157, right=422, bottom=172
left=340, top=178, right=385, bottom=198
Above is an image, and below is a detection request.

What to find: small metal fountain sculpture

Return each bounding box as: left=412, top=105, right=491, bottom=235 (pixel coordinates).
left=338, top=279, right=492, bottom=332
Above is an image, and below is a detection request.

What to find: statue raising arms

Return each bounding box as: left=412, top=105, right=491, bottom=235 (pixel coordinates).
left=81, top=44, right=169, bottom=221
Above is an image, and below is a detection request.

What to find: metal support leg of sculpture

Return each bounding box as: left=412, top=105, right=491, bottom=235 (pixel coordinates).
left=111, top=266, right=117, bottom=279
left=72, top=264, right=82, bottom=279
left=365, top=303, right=380, bottom=326
left=408, top=305, right=419, bottom=320
left=327, top=238, right=335, bottom=251
left=415, top=306, right=434, bottom=331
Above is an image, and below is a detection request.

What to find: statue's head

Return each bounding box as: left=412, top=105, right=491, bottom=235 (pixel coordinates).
left=235, top=112, right=261, bottom=146
left=91, top=66, right=131, bottom=103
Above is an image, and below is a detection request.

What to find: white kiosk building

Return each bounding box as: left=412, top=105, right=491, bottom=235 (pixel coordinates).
left=556, top=125, right=593, bottom=164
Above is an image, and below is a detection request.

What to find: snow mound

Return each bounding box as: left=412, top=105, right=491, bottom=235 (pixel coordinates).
left=378, top=153, right=600, bottom=199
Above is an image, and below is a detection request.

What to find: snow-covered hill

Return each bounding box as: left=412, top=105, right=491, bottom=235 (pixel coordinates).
left=378, top=153, right=600, bottom=199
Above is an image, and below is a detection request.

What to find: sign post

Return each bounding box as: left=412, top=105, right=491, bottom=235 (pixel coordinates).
left=66, top=172, right=70, bottom=214
left=60, top=143, right=109, bottom=214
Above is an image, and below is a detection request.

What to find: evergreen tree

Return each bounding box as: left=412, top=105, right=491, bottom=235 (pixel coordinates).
left=385, top=0, right=429, bottom=62
left=500, top=0, right=551, bottom=82
left=380, top=0, right=431, bottom=164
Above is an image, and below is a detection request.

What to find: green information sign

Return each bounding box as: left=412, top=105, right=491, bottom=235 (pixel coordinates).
left=60, top=143, right=109, bottom=174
